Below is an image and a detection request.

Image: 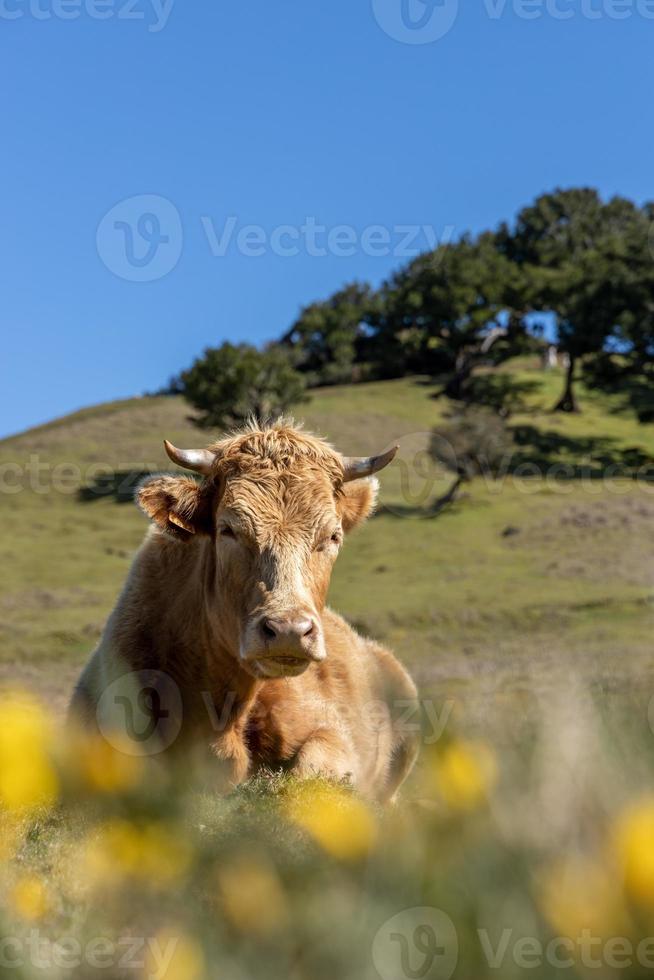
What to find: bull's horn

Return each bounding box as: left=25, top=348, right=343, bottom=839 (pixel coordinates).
left=163, top=440, right=216, bottom=475
left=342, top=445, right=399, bottom=482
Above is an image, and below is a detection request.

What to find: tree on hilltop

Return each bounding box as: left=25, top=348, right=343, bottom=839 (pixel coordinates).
left=510, top=188, right=640, bottom=412
left=371, top=233, right=530, bottom=398
left=180, top=342, right=307, bottom=429
left=281, top=282, right=373, bottom=386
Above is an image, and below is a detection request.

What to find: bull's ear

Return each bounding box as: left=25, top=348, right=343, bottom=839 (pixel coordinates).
left=338, top=477, right=379, bottom=533
left=137, top=476, right=213, bottom=540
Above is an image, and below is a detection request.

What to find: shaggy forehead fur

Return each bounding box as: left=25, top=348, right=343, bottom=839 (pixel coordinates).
left=208, top=422, right=346, bottom=540
left=208, top=420, right=344, bottom=485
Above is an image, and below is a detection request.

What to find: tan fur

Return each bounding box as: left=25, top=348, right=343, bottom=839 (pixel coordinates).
left=70, top=421, right=419, bottom=802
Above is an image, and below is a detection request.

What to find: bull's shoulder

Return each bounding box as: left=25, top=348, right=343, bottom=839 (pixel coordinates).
left=321, top=607, right=417, bottom=701
left=362, top=636, right=418, bottom=703
left=321, top=606, right=360, bottom=642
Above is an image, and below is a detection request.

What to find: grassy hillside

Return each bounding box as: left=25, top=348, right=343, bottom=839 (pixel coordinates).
left=3, top=360, right=654, bottom=980
left=1, top=357, right=653, bottom=720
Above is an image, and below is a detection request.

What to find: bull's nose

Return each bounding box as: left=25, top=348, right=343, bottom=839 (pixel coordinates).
left=260, top=616, right=315, bottom=642
left=250, top=612, right=326, bottom=670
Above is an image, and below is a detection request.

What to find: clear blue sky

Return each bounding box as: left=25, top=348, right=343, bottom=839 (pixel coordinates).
left=2, top=0, right=652, bottom=438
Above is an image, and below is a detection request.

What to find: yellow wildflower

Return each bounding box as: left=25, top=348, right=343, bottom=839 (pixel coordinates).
left=70, top=732, right=143, bottom=794
left=84, top=819, right=191, bottom=888
left=614, top=797, right=654, bottom=906
left=9, top=874, right=49, bottom=922
left=143, top=930, right=204, bottom=980
left=0, top=694, right=58, bottom=811
left=539, top=856, right=627, bottom=942
left=217, top=853, right=287, bottom=935
left=428, top=740, right=497, bottom=810
left=286, top=782, right=377, bottom=860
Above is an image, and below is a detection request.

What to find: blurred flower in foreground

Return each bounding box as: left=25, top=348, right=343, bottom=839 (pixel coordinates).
left=8, top=874, right=50, bottom=922
left=539, top=856, right=627, bottom=942
left=143, top=930, right=204, bottom=980
left=0, top=694, right=58, bottom=811
left=286, top=782, right=377, bottom=860
left=425, top=740, right=497, bottom=810
left=217, top=852, right=288, bottom=935
left=614, top=797, right=654, bottom=907
left=66, top=730, right=143, bottom=794
left=84, top=819, right=191, bottom=888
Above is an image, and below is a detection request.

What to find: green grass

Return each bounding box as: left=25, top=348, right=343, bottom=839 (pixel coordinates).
left=2, top=360, right=654, bottom=979
left=1, top=357, right=654, bottom=716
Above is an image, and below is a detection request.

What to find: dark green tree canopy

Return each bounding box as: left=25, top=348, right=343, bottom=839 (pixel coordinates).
left=282, top=282, right=373, bottom=386
left=180, top=342, right=307, bottom=429
left=501, top=188, right=651, bottom=411
left=371, top=232, right=530, bottom=393
left=174, top=187, right=654, bottom=424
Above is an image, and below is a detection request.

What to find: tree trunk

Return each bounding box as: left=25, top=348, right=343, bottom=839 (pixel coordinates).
left=553, top=355, right=579, bottom=413
left=443, top=350, right=474, bottom=399
left=443, top=325, right=512, bottom=401
left=443, top=369, right=469, bottom=400
left=429, top=475, right=464, bottom=516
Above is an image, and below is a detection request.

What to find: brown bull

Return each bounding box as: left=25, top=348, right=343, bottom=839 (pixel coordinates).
left=70, top=421, right=419, bottom=802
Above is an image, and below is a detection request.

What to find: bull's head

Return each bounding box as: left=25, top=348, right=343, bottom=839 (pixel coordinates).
left=137, top=423, right=396, bottom=679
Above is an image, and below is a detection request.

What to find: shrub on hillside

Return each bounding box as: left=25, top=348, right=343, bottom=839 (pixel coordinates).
left=179, top=342, right=307, bottom=429
left=430, top=407, right=514, bottom=484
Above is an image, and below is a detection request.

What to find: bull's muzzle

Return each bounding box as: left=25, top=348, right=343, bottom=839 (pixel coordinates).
left=258, top=613, right=325, bottom=660
left=245, top=611, right=326, bottom=677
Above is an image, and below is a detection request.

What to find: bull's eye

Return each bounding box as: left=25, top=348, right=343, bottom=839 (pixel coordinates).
left=314, top=529, right=342, bottom=552
left=219, top=525, right=235, bottom=539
